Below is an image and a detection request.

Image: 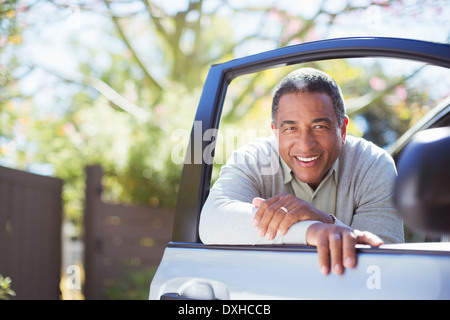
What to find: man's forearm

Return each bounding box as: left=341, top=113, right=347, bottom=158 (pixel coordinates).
left=199, top=197, right=321, bottom=245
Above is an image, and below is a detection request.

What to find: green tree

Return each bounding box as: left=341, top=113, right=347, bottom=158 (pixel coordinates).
left=1, top=0, right=448, bottom=231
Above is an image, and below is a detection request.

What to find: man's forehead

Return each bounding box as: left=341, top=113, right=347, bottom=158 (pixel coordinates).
left=278, top=91, right=332, bottom=104
left=276, top=92, right=337, bottom=122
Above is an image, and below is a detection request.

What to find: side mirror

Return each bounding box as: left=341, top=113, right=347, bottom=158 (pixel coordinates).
left=394, top=127, right=450, bottom=235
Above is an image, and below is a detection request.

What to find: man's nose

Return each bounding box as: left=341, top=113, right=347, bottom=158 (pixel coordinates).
left=296, top=130, right=317, bottom=152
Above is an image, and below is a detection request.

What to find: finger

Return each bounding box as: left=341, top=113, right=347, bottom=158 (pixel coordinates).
left=257, top=200, right=285, bottom=236
left=252, top=197, right=265, bottom=208
left=315, top=236, right=331, bottom=275
left=276, top=207, right=297, bottom=236
left=354, top=230, right=384, bottom=246
left=342, top=231, right=358, bottom=269
left=252, top=197, right=277, bottom=227
left=265, top=206, right=288, bottom=240
left=329, top=232, right=343, bottom=275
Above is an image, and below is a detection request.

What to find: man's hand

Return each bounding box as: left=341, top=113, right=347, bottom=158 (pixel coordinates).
left=252, top=193, right=332, bottom=240
left=252, top=194, right=384, bottom=275
left=306, top=223, right=383, bottom=275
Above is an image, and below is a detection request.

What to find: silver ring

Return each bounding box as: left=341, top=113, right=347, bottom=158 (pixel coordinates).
left=280, top=206, right=288, bottom=213
left=331, top=233, right=341, bottom=241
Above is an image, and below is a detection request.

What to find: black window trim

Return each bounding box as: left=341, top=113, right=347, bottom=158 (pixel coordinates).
left=167, top=242, right=450, bottom=257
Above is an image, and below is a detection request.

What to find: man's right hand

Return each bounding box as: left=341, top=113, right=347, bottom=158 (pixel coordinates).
left=305, top=223, right=383, bottom=275
left=252, top=194, right=333, bottom=240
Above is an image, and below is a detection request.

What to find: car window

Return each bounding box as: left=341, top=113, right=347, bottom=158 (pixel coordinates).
left=209, top=57, right=450, bottom=243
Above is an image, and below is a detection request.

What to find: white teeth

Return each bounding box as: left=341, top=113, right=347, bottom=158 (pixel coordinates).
left=296, top=155, right=320, bottom=162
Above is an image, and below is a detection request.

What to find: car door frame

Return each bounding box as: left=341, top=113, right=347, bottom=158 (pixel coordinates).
left=172, top=37, right=450, bottom=244
left=150, top=37, right=450, bottom=300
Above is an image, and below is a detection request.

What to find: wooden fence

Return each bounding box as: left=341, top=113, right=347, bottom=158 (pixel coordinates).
left=84, top=165, right=174, bottom=300
left=0, top=166, right=63, bottom=300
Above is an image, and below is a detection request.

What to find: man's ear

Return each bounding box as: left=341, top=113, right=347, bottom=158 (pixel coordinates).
left=341, top=116, right=349, bottom=145
left=271, top=122, right=279, bottom=138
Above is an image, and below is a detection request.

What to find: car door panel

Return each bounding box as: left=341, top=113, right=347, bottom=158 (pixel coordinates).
left=150, top=244, right=450, bottom=300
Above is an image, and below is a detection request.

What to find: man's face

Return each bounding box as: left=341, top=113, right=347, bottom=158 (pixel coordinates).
left=272, top=91, right=348, bottom=189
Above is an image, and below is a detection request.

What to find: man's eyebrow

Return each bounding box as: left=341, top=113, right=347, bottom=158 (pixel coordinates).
left=311, top=117, right=333, bottom=124
left=280, top=120, right=297, bottom=127
left=280, top=118, right=332, bottom=126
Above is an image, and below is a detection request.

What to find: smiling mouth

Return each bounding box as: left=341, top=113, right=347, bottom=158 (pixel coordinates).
left=296, top=155, right=320, bottom=162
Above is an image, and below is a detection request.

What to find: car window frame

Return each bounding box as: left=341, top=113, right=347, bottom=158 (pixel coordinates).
left=171, top=37, right=450, bottom=244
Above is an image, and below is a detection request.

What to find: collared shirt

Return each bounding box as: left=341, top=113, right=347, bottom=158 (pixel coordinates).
left=280, top=157, right=339, bottom=215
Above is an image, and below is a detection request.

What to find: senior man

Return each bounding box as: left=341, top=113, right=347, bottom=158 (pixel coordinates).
left=199, top=68, right=404, bottom=275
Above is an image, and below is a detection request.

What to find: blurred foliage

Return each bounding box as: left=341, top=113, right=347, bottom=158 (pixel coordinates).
left=104, top=266, right=157, bottom=300
left=0, top=0, right=448, bottom=235
left=0, top=0, right=20, bottom=142
left=0, top=274, right=16, bottom=300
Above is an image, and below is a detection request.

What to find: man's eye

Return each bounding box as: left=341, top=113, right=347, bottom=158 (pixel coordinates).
left=313, top=125, right=327, bottom=130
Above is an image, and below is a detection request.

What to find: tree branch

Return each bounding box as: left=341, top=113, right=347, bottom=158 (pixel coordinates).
left=346, top=65, right=426, bottom=115
left=104, top=0, right=163, bottom=93
left=38, top=65, right=151, bottom=122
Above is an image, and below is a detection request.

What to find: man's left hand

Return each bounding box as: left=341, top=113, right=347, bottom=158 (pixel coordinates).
left=306, top=223, right=383, bottom=274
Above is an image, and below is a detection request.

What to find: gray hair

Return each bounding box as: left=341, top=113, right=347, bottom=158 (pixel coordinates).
left=271, top=68, right=346, bottom=126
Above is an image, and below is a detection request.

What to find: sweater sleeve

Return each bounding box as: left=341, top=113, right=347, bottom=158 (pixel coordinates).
left=199, top=140, right=319, bottom=245
left=347, top=142, right=404, bottom=243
